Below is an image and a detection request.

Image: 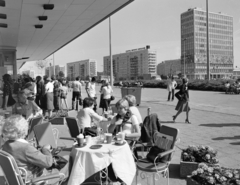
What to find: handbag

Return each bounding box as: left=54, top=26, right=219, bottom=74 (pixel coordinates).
left=7, top=93, right=16, bottom=106
left=49, top=155, right=68, bottom=171
left=110, top=95, right=115, bottom=101
left=146, top=146, right=168, bottom=163
left=175, top=91, right=183, bottom=101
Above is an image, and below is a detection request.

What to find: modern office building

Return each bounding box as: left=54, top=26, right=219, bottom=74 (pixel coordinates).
left=181, top=8, right=233, bottom=79
left=67, top=59, right=97, bottom=80
left=157, top=59, right=181, bottom=77
left=45, top=65, right=66, bottom=77
left=103, top=46, right=156, bottom=80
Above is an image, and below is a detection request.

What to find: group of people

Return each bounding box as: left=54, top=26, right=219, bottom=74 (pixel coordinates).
left=225, top=80, right=240, bottom=94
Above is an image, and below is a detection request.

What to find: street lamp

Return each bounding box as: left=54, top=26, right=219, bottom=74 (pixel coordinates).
left=182, top=38, right=187, bottom=77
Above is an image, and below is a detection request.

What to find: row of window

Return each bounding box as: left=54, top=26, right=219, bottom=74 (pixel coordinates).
left=195, top=33, right=233, bottom=40
left=196, top=44, right=233, bottom=50
left=195, top=21, right=233, bottom=30
left=194, top=16, right=232, bottom=25
left=195, top=69, right=232, bottom=73
left=196, top=49, right=233, bottom=55
left=196, top=27, right=232, bottom=35
left=195, top=38, right=233, bottom=45
left=195, top=10, right=232, bottom=21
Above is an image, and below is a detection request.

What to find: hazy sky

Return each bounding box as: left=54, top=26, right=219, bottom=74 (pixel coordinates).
left=23, top=0, right=240, bottom=72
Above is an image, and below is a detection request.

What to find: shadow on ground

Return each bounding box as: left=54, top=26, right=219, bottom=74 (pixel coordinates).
left=212, top=135, right=240, bottom=141
left=200, top=123, right=240, bottom=127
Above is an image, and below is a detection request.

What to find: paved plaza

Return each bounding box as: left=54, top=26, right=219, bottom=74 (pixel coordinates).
left=1, top=86, right=240, bottom=185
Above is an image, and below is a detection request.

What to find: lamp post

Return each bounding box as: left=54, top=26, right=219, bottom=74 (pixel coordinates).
left=206, top=0, right=210, bottom=80
left=183, top=38, right=187, bottom=77
left=109, top=17, right=113, bottom=86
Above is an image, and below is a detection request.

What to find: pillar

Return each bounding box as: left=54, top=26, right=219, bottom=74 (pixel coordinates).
left=0, top=46, right=17, bottom=79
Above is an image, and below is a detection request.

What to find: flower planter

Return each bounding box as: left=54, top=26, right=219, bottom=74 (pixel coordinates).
left=186, top=176, right=199, bottom=185
left=180, top=159, right=199, bottom=178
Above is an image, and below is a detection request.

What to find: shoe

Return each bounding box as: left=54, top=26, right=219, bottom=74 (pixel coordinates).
left=185, top=119, right=191, bottom=124
left=172, top=116, right=176, bottom=122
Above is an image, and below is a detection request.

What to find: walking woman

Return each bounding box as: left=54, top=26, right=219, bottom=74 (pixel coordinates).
left=42, top=77, right=54, bottom=120
left=99, top=80, right=106, bottom=115
left=101, top=80, right=113, bottom=112
left=173, top=77, right=191, bottom=124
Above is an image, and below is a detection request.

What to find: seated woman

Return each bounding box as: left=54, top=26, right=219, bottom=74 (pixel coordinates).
left=1, top=115, right=55, bottom=182
left=12, top=90, right=42, bottom=121
left=108, top=99, right=141, bottom=139
left=77, top=97, right=110, bottom=136
left=124, top=95, right=143, bottom=125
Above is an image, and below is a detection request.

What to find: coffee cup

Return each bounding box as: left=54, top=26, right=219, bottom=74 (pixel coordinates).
left=85, top=135, right=91, bottom=144
left=77, top=137, right=84, bottom=146
left=105, top=133, right=112, bottom=144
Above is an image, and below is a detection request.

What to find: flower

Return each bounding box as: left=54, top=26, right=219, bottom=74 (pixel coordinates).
left=192, top=165, right=240, bottom=185
left=182, top=145, right=218, bottom=164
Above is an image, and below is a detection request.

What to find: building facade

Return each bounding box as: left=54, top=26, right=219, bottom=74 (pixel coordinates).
left=45, top=65, right=66, bottom=78
left=67, top=59, right=97, bottom=81
left=157, top=59, right=181, bottom=77
left=181, top=8, right=233, bottom=79
left=103, top=46, right=156, bottom=80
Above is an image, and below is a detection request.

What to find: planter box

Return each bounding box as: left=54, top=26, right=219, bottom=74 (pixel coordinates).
left=186, top=176, right=199, bottom=185
left=180, top=160, right=199, bottom=178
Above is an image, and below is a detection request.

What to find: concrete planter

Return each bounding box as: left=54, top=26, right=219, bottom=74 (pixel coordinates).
left=180, top=159, right=199, bottom=178
left=186, top=176, right=199, bottom=185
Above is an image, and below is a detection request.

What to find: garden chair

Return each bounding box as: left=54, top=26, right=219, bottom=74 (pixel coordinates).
left=27, top=115, right=43, bottom=142
left=135, top=125, right=179, bottom=185
left=0, top=150, right=65, bottom=185
left=60, top=117, right=82, bottom=141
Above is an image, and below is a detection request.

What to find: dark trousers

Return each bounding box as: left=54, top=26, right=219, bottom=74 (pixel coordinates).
left=35, top=95, right=42, bottom=108
left=53, top=96, right=60, bottom=110
left=103, top=98, right=111, bottom=112
left=168, top=89, right=175, bottom=101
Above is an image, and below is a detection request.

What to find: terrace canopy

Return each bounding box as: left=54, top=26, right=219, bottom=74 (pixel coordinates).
left=0, top=0, right=134, bottom=78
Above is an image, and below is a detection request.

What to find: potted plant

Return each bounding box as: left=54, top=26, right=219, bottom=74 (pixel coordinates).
left=180, top=145, right=219, bottom=178
left=187, top=163, right=240, bottom=185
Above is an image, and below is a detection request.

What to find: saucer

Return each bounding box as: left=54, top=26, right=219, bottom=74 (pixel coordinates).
left=75, top=143, right=87, bottom=148
left=114, top=141, right=126, bottom=146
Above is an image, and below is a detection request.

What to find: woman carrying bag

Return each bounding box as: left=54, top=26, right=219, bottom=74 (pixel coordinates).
left=173, top=78, right=191, bottom=124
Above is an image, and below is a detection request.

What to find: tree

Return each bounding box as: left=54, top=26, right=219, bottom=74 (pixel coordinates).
left=59, top=71, right=65, bottom=78
left=35, top=60, right=48, bottom=75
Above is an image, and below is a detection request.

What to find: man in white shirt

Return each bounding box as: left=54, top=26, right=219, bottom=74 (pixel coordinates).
left=72, top=77, right=82, bottom=111
left=167, top=77, right=177, bottom=101
left=85, top=77, right=97, bottom=112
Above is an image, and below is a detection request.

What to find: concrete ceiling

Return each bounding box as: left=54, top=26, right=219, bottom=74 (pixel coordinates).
left=0, top=0, right=134, bottom=63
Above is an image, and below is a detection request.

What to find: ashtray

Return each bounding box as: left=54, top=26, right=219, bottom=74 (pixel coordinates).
left=90, top=145, right=102, bottom=149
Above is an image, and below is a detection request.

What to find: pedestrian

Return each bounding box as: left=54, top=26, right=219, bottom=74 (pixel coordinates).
left=85, top=77, right=97, bottom=112
left=42, top=77, right=54, bottom=120
left=173, top=77, right=191, bottom=124
left=51, top=75, right=61, bottom=112
left=71, top=77, right=82, bottom=111
left=59, top=79, right=69, bottom=110
left=99, top=80, right=106, bottom=115
left=35, top=76, right=45, bottom=108
left=1, top=74, right=15, bottom=110
left=101, top=80, right=113, bottom=113
left=167, top=76, right=177, bottom=101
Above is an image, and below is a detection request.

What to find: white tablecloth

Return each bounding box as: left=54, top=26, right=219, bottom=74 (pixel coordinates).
left=68, top=140, right=136, bottom=185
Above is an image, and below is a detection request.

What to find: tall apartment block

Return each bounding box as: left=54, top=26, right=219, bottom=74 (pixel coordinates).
left=103, top=46, right=156, bottom=80
left=181, top=8, right=233, bottom=79
left=67, top=59, right=97, bottom=80
left=157, top=59, right=181, bottom=77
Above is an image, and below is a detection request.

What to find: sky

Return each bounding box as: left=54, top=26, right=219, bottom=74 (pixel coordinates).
left=22, top=0, right=240, bottom=72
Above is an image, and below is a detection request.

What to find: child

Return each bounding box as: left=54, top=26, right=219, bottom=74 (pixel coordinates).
left=12, top=91, right=42, bottom=121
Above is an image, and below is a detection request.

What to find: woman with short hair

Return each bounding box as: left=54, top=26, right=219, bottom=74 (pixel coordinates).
left=1, top=115, right=53, bottom=182
left=101, top=80, right=113, bottom=112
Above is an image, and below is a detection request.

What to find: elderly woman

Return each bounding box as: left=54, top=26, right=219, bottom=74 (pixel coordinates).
left=108, top=98, right=140, bottom=139
left=124, top=95, right=143, bottom=125
left=1, top=115, right=54, bottom=182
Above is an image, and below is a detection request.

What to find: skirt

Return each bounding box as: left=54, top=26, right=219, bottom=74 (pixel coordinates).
left=42, top=92, right=54, bottom=110
left=99, top=94, right=104, bottom=108
left=175, top=100, right=190, bottom=112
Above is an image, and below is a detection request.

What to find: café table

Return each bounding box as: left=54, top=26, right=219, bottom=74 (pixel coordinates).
left=68, top=138, right=136, bottom=185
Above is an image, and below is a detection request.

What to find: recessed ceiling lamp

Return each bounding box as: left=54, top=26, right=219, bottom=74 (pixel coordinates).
left=43, top=4, right=54, bottom=10
left=17, top=57, right=29, bottom=60
left=38, top=16, right=48, bottom=21
left=35, top=24, right=43, bottom=29
left=0, top=23, right=7, bottom=28
left=0, top=1, right=5, bottom=7
left=0, top=14, right=7, bottom=19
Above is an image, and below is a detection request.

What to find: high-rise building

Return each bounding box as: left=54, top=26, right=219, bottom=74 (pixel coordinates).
left=157, top=59, right=181, bottom=77
left=67, top=59, right=97, bottom=80
left=103, top=46, right=156, bottom=80
left=181, top=8, right=233, bottom=79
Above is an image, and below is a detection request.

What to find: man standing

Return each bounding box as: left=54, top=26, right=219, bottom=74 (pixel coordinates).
left=72, top=77, right=82, bottom=111
left=167, top=77, right=177, bottom=101
left=85, top=77, right=97, bottom=112
left=52, top=75, right=61, bottom=112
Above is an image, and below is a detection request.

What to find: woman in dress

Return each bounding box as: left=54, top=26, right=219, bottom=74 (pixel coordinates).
left=101, top=80, right=113, bottom=113
left=99, top=80, right=106, bottom=115
left=42, top=77, right=54, bottom=120
left=173, top=78, right=191, bottom=124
